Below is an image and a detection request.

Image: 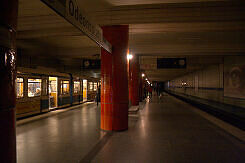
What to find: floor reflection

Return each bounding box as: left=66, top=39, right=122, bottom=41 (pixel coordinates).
left=17, top=103, right=105, bottom=163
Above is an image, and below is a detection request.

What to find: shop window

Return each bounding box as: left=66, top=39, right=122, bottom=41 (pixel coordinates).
left=61, top=80, right=70, bottom=95
left=93, top=82, right=97, bottom=91
left=16, top=78, right=24, bottom=98
left=89, top=82, right=93, bottom=91
left=74, top=81, right=80, bottom=94
left=28, top=79, right=42, bottom=97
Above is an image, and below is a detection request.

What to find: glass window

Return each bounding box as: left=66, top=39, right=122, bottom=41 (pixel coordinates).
left=94, top=82, right=97, bottom=91
left=49, top=80, right=57, bottom=93
left=74, top=81, right=80, bottom=94
left=28, top=79, right=42, bottom=97
left=16, top=78, right=24, bottom=98
left=83, top=80, right=87, bottom=92
left=61, top=80, right=70, bottom=95
left=89, top=82, right=93, bottom=91
left=83, top=80, right=87, bottom=101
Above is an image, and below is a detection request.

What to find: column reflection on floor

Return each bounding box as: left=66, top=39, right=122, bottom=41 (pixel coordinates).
left=92, top=94, right=245, bottom=162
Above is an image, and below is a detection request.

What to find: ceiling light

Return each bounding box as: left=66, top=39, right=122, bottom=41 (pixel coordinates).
left=142, top=73, right=145, bottom=77
left=127, top=54, right=133, bottom=60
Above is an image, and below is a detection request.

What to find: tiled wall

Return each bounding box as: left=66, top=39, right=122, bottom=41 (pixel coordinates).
left=167, top=56, right=245, bottom=109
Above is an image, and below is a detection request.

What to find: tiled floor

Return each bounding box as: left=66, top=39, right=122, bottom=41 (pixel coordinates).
left=17, top=103, right=106, bottom=163
left=93, top=95, right=245, bottom=162
left=17, top=95, right=245, bottom=163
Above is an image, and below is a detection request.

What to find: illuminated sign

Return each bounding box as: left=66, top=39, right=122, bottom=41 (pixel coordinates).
left=41, top=0, right=112, bottom=53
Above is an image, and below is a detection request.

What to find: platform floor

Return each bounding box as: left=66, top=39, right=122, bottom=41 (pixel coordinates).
left=17, top=95, right=245, bottom=163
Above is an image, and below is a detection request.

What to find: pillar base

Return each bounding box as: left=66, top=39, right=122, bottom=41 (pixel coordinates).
left=0, top=108, right=16, bottom=163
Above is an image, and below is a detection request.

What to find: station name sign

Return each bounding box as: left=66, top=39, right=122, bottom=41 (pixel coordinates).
left=41, top=0, right=112, bottom=53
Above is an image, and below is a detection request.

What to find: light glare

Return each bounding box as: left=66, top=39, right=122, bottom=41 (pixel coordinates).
left=127, top=54, right=133, bottom=60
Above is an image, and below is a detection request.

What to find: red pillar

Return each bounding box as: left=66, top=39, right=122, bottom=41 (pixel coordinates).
left=127, top=52, right=131, bottom=105
left=130, top=56, right=140, bottom=106
left=0, top=0, right=18, bottom=162
left=128, top=57, right=132, bottom=105
left=139, top=73, right=143, bottom=102
left=101, top=25, right=129, bottom=131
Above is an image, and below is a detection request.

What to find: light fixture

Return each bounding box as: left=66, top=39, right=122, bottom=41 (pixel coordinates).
left=127, top=54, right=133, bottom=60
left=142, top=73, right=145, bottom=77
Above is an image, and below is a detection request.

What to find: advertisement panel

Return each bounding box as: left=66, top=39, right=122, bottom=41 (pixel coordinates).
left=224, top=56, right=245, bottom=99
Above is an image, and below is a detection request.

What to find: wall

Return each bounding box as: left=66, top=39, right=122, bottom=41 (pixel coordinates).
left=167, top=56, right=245, bottom=109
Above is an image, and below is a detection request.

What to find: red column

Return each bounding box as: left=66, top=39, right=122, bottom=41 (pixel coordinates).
left=127, top=52, right=131, bottom=105
left=0, top=0, right=18, bottom=162
left=130, top=56, right=140, bottom=106
left=101, top=25, right=129, bottom=131
left=128, top=57, right=132, bottom=105
left=139, top=73, right=143, bottom=102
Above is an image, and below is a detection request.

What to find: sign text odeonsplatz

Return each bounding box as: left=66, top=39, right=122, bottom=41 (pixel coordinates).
left=41, top=0, right=112, bottom=53
left=67, top=0, right=101, bottom=43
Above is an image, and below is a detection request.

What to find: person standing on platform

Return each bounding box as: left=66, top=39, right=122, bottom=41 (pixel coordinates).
left=149, top=86, right=153, bottom=98
left=96, top=85, right=101, bottom=107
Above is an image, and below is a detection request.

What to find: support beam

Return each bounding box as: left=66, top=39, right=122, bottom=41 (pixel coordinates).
left=101, top=25, right=129, bottom=131
left=129, top=56, right=140, bottom=106
left=90, top=1, right=245, bottom=25
left=0, top=0, right=18, bottom=162
left=17, top=27, right=84, bottom=39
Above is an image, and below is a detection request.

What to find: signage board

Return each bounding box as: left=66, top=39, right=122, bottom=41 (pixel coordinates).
left=157, top=58, right=186, bottom=69
left=82, top=59, right=100, bottom=69
left=41, top=0, right=112, bottom=53
left=224, top=56, right=245, bottom=99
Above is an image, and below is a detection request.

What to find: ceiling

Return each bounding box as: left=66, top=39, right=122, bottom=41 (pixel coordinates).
left=17, top=0, right=245, bottom=81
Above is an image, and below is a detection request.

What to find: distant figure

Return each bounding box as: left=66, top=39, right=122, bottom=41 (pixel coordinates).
left=144, top=87, right=147, bottom=99
left=159, top=92, right=163, bottom=102
left=149, top=87, right=153, bottom=98
left=35, top=88, right=41, bottom=96
left=96, top=85, right=101, bottom=107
